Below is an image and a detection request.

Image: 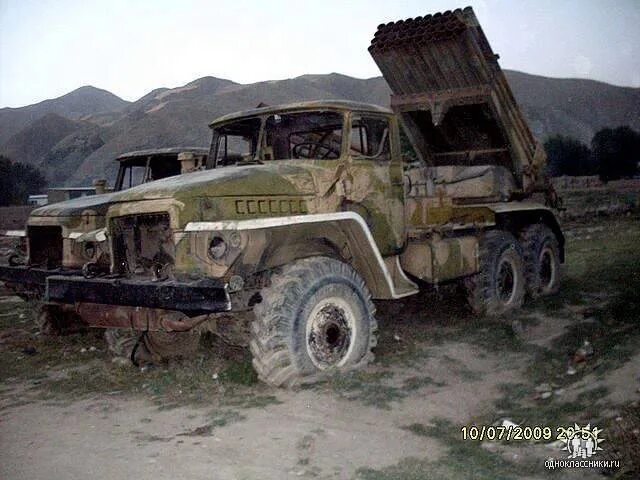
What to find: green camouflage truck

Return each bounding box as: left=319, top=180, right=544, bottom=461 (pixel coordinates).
left=0, top=147, right=207, bottom=304
left=12, top=8, right=563, bottom=386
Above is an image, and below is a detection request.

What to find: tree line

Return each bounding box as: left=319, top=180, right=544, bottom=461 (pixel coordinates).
left=545, top=126, right=640, bottom=181
left=0, top=155, right=47, bottom=206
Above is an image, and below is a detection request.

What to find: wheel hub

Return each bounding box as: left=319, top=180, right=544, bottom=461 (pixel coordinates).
left=306, top=298, right=354, bottom=369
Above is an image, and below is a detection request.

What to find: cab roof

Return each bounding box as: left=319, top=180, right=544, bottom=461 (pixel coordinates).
left=209, top=100, right=393, bottom=128
left=116, top=147, right=209, bottom=162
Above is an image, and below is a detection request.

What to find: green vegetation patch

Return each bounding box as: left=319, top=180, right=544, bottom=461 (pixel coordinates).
left=318, top=370, right=446, bottom=410
left=358, top=419, right=541, bottom=480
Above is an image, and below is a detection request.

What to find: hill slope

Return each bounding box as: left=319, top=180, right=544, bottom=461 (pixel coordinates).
left=0, top=86, right=129, bottom=145
left=1, top=113, right=84, bottom=166
left=504, top=71, right=640, bottom=144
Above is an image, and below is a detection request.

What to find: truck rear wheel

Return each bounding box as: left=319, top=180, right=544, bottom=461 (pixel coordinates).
left=250, top=257, right=377, bottom=388
left=520, top=224, right=561, bottom=298
left=464, top=231, right=525, bottom=316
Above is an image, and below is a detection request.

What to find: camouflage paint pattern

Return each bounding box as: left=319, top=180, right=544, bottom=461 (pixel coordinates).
left=400, top=235, right=478, bottom=283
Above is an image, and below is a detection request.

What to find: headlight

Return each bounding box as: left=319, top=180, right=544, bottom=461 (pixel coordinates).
left=83, top=242, right=96, bottom=259
left=229, top=232, right=242, bottom=248
left=208, top=237, right=227, bottom=260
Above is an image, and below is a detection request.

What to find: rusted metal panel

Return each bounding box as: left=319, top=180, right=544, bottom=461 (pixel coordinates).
left=59, top=302, right=208, bottom=332
left=369, top=7, right=546, bottom=194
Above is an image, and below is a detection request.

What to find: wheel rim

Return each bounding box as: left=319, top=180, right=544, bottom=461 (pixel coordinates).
left=306, top=297, right=356, bottom=370
left=538, top=246, right=556, bottom=291
left=497, top=257, right=517, bottom=304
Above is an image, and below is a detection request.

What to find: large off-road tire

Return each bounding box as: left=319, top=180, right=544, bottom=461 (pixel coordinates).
left=464, top=230, right=526, bottom=316
left=520, top=224, right=561, bottom=298
left=250, top=257, right=377, bottom=388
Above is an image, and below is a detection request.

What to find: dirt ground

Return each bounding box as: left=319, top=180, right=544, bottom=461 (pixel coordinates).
left=1, top=214, right=639, bottom=480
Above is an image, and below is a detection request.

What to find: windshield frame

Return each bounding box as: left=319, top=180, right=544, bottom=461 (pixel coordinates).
left=114, top=157, right=151, bottom=191
left=208, top=109, right=349, bottom=168
left=209, top=116, right=264, bottom=168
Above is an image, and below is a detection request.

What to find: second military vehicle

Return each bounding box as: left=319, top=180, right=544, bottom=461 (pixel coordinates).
left=0, top=147, right=207, bottom=300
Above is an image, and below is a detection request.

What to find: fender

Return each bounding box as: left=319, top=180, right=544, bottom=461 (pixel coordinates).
left=488, top=202, right=565, bottom=262
left=185, top=212, right=418, bottom=299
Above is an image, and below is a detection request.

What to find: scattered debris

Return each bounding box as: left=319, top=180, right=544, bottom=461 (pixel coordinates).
left=534, top=383, right=555, bottom=400
left=566, top=340, right=595, bottom=375
left=535, top=383, right=551, bottom=393
left=574, top=340, right=594, bottom=362
left=500, top=419, right=519, bottom=429
left=22, top=346, right=38, bottom=356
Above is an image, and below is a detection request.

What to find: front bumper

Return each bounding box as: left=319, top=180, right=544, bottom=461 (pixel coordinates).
left=45, top=275, right=231, bottom=314
left=0, top=265, right=81, bottom=290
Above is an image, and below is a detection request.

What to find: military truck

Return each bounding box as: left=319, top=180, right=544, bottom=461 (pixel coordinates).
left=0, top=147, right=208, bottom=300
left=22, top=8, right=563, bottom=386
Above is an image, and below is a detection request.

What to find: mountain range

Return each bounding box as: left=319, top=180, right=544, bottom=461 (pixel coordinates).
left=1, top=71, right=638, bottom=186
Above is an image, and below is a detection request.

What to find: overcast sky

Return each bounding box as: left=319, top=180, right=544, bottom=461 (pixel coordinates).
left=1, top=0, right=638, bottom=108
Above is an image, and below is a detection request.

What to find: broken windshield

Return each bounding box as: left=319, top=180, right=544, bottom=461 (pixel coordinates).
left=212, top=117, right=261, bottom=167
left=211, top=111, right=345, bottom=167
left=264, top=111, right=343, bottom=160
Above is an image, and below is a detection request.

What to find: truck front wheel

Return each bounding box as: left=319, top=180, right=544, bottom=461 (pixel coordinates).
left=251, top=257, right=377, bottom=387
left=464, top=231, right=526, bottom=316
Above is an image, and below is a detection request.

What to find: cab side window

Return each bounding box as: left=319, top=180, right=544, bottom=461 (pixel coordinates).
left=350, top=117, right=390, bottom=160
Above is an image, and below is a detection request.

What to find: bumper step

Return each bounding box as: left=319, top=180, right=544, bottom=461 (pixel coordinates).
left=46, top=275, right=231, bottom=313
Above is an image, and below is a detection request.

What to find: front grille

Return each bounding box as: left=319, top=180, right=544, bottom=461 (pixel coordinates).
left=28, top=226, right=63, bottom=268
left=110, top=213, right=174, bottom=278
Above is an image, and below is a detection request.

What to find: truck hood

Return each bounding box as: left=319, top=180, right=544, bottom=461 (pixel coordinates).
left=30, top=192, right=118, bottom=217
left=109, top=163, right=317, bottom=202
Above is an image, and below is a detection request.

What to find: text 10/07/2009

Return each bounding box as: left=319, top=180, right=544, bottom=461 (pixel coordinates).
left=461, top=425, right=554, bottom=442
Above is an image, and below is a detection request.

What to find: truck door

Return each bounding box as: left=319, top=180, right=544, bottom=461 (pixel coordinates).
left=343, top=113, right=405, bottom=255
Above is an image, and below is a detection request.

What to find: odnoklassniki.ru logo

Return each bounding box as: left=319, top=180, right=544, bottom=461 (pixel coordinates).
left=545, top=424, right=620, bottom=471
left=557, top=423, right=604, bottom=458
